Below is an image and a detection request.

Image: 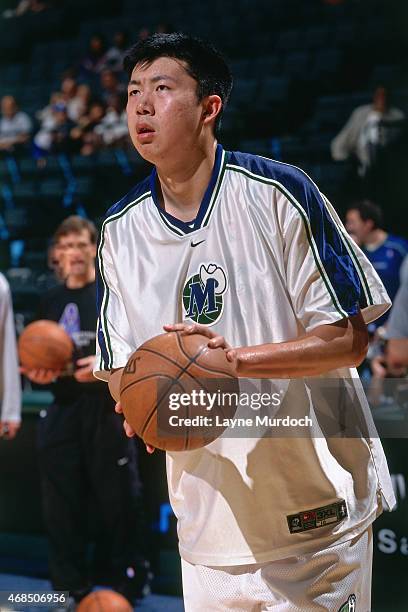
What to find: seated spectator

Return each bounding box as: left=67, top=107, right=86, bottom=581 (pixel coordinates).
left=0, top=95, right=32, bottom=154
left=34, top=92, right=64, bottom=155
left=60, top=77, right=87, bottom=123
left=138, top=27, right=150, bottom=41
left=94, top=94, right=128, bottom=148
left=99, top=69, right=126, bottom=105
left=70, top=101, right=105, bottom=156
left=346, top=200, right=408, bottom=328
left=103, top=30, right=128, bottom=73
left=3, top=0, right=50, bottom=18
left=331, top=86, right=405, bottom=178
left=35, top=102, right=74, bottom=157
left=76, top=84, right=92, bottom=117
left=79, top=34, right=108, bottom=79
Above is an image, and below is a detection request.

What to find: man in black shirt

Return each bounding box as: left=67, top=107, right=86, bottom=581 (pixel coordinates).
left=22, top=216, right=148, bottom=607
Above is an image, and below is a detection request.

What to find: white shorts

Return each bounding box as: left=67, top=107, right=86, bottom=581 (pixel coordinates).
left=181, top=527, right=372, bottom=611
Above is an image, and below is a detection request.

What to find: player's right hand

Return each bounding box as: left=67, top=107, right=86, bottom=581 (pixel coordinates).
left=20, top=367, right=61, bottom=385
left=115, top=401, right=155, bottom=453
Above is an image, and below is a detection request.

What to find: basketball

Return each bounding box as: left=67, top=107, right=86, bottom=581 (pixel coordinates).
left=18, top=319, right=73, bottom=370
left=77, top=590, right=133, bottom=612
left=120, top=331, right=239, bottom=451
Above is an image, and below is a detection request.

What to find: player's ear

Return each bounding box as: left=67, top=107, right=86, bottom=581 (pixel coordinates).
left=202, top=95, right=222, bottom=128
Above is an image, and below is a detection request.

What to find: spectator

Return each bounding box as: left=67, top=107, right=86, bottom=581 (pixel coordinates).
left=332, top=86, right=406, bottom=205
left=70, top=101, right=105, bottom=155
left=138, top=27, right=150, bottom=41
left=0, top=95, right=32, bottom=153
left=0, top=273, right=21, bottom=440
left=34, top=102, right=74, bottom=156
left=103, top=30, right=128, bottom=73
left=79, top=34, right=108, bottom=79
left=331, top=86, right=405, bottom=177
left=94, top=93, right=128, bottom=148
left=76, top=83, right=92, bottom=117
left=34, top=92, right=64, bottom=154
left=60, top=77, right=87, bottom=122
left=3, top=0, right=50, bottom=18
left=99, top=69, right=126, bottom=105
left=21, top=216, right=149, bottom=607
left=346, top=200, right=408, bottom=326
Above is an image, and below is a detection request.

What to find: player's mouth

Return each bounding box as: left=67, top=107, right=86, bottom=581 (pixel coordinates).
left=136, top=123, right=155, bottom=143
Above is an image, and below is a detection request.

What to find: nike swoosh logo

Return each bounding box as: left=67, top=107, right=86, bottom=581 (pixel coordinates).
left=190, top=239, right=206, bottom=247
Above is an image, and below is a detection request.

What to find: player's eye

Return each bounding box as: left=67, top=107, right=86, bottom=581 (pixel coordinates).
left=157, top=84, right=169, bottom=91
left=128, top=89, right=140, bottom=96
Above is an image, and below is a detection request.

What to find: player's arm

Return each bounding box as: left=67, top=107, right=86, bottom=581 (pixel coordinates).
left=109, top=368, right=154, bottom=451
left=108, top=367, right=123, bottom=402
left=164, top=313, right=368, bottom=378
left=228, top=312, right=367, bottom=377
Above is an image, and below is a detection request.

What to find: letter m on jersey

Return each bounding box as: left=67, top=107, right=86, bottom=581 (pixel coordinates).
left=182, top=263, right=227, bottom=326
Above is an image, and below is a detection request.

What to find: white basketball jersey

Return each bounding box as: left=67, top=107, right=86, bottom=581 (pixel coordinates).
left=95, top=145, right=396, bottom=565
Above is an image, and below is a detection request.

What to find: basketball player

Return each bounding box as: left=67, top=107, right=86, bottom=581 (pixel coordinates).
left=95, top=34, right=396, bottom=611
left=0, top=272, right=21, bottom=440
left=22, top=216, right=149, bottom=607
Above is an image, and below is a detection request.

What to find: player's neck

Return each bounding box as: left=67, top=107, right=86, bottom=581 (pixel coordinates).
left=364, top=229, right=388, bottom=250
left=65, top=267, right=95, bottom=289
left=156, top=140, right=217, bottom=221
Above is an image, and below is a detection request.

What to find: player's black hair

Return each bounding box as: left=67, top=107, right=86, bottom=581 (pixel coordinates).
left=348, top=200, right=383, bottom=229
left=123, top=32, right=233, bottom=135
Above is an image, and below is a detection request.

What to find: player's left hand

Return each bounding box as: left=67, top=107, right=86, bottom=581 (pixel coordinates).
left=74, top=355, right=97, bottom=383
left=0, top=420, right=21, bottom=440
left=163, top=323, right=239, bottom=374
left=115, top=402, right=155, bottom=454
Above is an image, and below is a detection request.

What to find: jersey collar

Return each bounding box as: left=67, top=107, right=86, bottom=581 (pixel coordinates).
left=149, top=143, right=228, bottom=237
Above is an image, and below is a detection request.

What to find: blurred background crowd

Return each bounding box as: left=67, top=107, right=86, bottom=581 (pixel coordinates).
left=0, top=0, right=406, bottom=337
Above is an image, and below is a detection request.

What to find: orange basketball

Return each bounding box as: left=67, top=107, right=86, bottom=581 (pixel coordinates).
left=18, top=320, right=73, bottom=370
left=77, top=590, right=133, bottom=612
left=120, top=331, right=239, bottom=451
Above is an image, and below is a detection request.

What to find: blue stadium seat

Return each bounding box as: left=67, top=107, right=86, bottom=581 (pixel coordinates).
left=276, top=30, right=300, bottom=52
left=38, top=179, right=65, bottom=198
left=283, top=51, right=311, bottom=77
left=303, top=26, right=331, bottom=51
left=239, top=139, right=272, bottom=156
left=12, top=182, right=37, bottom=199
left=232, top=79, right=259, bottom=108
left=251, top=56, right=280, bottom=78
left=257, top=76, right=290, bottom=104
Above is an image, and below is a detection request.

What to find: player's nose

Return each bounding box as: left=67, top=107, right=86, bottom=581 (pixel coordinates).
left=136, top=93, right=154, bottom=115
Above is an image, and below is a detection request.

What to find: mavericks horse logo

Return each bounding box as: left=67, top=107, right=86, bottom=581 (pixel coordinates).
left=183, top=263, right=228, bottom=325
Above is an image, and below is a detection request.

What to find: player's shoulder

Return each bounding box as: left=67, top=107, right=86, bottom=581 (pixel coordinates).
left=226, top=150, right=320, bottom=200
left=103, top=174, right=151, bottom=225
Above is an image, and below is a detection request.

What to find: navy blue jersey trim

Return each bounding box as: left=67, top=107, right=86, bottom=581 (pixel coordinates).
left=227, top=152, right=368, bottom=316
left=150, top=144, right=225, bottom=235
left=97, top=186, right=151, bottom=370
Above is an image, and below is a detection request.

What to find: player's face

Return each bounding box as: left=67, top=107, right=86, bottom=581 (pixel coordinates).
left=57, top=230, right=96, bottom=278
left=345, top=210, right=371, bottom=245
left=126, top=57, right=205, bottom=165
